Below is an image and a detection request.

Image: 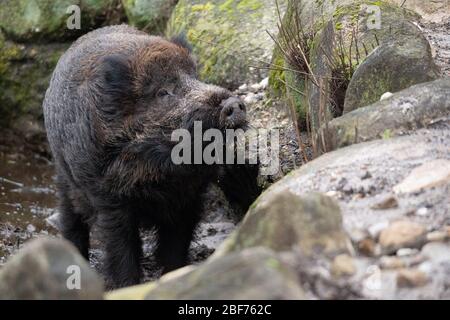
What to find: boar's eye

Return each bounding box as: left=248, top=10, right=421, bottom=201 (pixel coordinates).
left=156, top=89, right=170, bottom=98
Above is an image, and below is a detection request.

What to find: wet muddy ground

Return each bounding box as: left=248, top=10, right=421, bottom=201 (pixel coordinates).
left=0, top=152, right=57, bottom=265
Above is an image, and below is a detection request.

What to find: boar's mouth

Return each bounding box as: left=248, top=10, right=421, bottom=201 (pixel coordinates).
left=219, top=114, right=249, bottom=131
left=219, top=97, right=248, bottom=130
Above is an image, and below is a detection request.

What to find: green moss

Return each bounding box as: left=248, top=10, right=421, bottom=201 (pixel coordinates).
left=265, top=258, right=281, bottom=270
left=219, top=0, right=262, bottom=13
left=122, top=0, right=177, bottom=33
left=268, top=49, right=286, bottom=96
left=237, top=0, right=263, bottom=11
left=0, top=35, right=67, bottom=128
left=167, top=0, right=283, bottom=88
left=0, top=0, right=120, bottom=41
left=218, top=0, right=233, bottom=11
left=285, top=70, right=307, bottom=123
left=192, top=3, right=215, bottom=12
left=382, top=129, right=393, bottom=139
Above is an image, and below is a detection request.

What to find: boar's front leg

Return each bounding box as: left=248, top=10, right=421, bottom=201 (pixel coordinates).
left=218, top=163, right=261, bottom=218
left=155, top=201, right=202, bottom=274
left=97, top=206, right=142, bottom=288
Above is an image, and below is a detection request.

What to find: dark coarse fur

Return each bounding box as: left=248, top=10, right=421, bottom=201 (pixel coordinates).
left=43, top=25, right=261, bottom=288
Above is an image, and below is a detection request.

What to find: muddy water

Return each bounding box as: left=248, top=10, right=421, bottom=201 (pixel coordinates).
left=0, top=152, right=58, bottom=265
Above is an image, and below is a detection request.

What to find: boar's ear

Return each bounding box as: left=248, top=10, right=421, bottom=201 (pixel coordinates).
left=99, top=54, right=132, bottom=96
left=171, top=32, right=192, bottom=53
left=97, top=54, right=134, bottom=114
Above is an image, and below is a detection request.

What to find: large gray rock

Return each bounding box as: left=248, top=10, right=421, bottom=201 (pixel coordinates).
left=316, top=78, right=450, bottom=153
left=261, top=128, right=450, bottom=233
left=167, top=0, right=286, bottom=89
left=268, top=0, right=439, bottom=137
left=122, top=0, right=178, bottom=33
left=213, top=192, right=350, bottom=258
left=343, top=28, right=440, bottom=114
left=144, top=248, right=305, bottom=300
left=0, top=0, right=122, bottom=42
left=239, top=128, right=450, bottom=299
left=0, top=31, right=67, bottom=138
left=318, top=1, right=439, bottom=124
left=0, top=238, right=103, bottom=300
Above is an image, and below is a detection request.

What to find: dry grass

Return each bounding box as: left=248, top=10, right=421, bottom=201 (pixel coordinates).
left=268, top=0, right=376, bottom=157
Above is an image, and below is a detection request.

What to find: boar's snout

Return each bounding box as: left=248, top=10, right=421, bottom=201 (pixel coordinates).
left=219, top=97, right=247, bottom=129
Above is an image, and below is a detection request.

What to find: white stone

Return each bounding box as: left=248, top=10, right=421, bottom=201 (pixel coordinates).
left=416, top=207, right=429, bottom=216
left=380, top=92, right=394, bottom=101
left=259, top=77, right=269, bottom=90
left=397, top=248, right=419, bottom=257
left=393, top=159, right=450, bottom=194
left=368, top=221, right=389, bottom=239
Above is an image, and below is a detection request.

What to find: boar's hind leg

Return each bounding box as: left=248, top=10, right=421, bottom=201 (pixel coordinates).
left=97, top=207, right=142, bottom=288
left=155, top=203, right=202, bottom=274
left=58, top=182, right=90, bottom=260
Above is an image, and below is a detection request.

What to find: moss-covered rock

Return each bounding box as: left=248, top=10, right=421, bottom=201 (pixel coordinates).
left=343, top=31, right=440, bottom=113
left=311, top=1, right=436, bottom=132
left=0, top=238, right=103, bottom=299
left=107, top=249, right=305, bottom=300
left=268, top=46, right=286, bottom=97
left=0, top=0, right=123, bottom=42
left=213, top=191, right=350, bottom=258
left=267, top=0, right=351, bottom=129
left=167, top=0, right=286, bottom=89
left=316, top=78, right=450, bottom=153
left=108, top=248, right=305, bottom=300
left=143, top=248, right=304, bottom=300
left=0, top=31, right=67, bottom=132
left=268, top=0, right=438, bottom=136
left=122, top=0, right=178, bottom=34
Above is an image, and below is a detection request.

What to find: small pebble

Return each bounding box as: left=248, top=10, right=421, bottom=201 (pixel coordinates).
left=416, top=207, right=429, bottom=216
left=360, top=171, right=372, bottom=180
left=358, top=238, right=377, bottom=257
left=371, top=195, right=399, bottom=210
left=397, top=269, right=428, bottom=288
left=445, top=226, right=450, bottom=237
left=238, top=83, right=248, bottom=92
left=397, top=248, right=419, bottom=257
left=417, top=261, right=433, bottom=275
left=379, top=220, right=426, bottom=254
left=259, top=77, right=269, bottom=90
left=368, top=221, right=389, bottom=239
left=380, top=256, right=405, bottom=269
left=426, top=231, right=447, bottom=242
left=380, top=92, right=394, bottom=101
left=331, top=254, right=356, bottom=277
left=244, top=93, right=258, bottom=105
left=325, top=190, right=341, bottom=199
left=26, top=224, right=36, bottom=233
